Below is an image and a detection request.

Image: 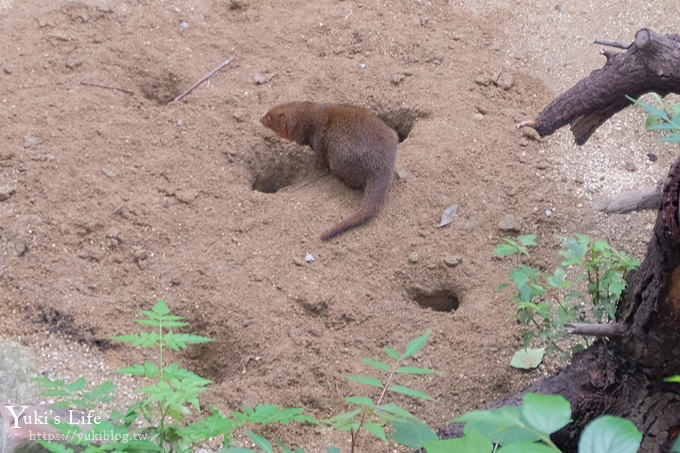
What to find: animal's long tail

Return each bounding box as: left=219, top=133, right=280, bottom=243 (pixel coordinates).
left=320, top=172, right=391, bottom=241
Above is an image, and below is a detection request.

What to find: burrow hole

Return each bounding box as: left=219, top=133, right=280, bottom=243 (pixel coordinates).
left=375, top=106, right=429, bottom=143
left=138, top=71, right=183, bottom=105
left=407, top=286, right=461, bottom=312
left=249, top=143, right=313, bottom=193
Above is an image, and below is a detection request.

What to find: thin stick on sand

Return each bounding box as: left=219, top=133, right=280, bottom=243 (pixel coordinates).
left=171, top=56, right=235, bottom=104
left=80, top=81, right=135, bottom=95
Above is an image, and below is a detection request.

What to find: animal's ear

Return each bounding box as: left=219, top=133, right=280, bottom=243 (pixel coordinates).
left=260, top=113, right=272, bottom=126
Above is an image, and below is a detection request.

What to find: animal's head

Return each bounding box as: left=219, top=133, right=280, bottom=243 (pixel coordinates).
left=260, top=104, right=291, bottom=140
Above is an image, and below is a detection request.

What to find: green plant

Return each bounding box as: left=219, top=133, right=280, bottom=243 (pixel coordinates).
left=627, top=94, right=680, bottom=142
left=422, top=392, right=642, bottom=453
left=495, top=234, right=640, bottom=367
left=37, top=300, right=316, bottom=453
left=325, top=330, right=439, bottom=452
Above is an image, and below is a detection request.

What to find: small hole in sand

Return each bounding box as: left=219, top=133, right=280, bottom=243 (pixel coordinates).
left=138, top=71, right=183, bottom=105
left=375, top=107, right=429, bottom=143
left=407, top=286, right=461, bottom=312
left=249, top=143, right=312, bottom=193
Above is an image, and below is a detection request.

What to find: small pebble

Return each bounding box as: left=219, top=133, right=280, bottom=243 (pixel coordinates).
left=473, top=112, right=484, bottom=121
left=396, top=170, right=409, bottom=181
left=545, top=209, right=552, bottom=217
left=176, top=189, right=198, bottom=204
left=443, top=255, right=460, bottom=267
left=391, top=73, right=406, bottom=85
left=498, top=213, right=521, bottom=232
left=0, top=185, right=16, bottom=201
left=293, top=257, right=304, bottom=267
left=179, top=21, right=189, bottom=29
left=624, top=161, right=637, bottom=172
left=535, top=160, right=550, bottom=170
left=305, top=253, right=315, bottom=263
left=474, top=73, right=492, bottom=86
left=495, top=72, right=514, bottom=90
left=232, top=111, right=247, bottom=122
left=647, top=153, right=658, bottom=162
left=408, top=252, right=419, bottom=264
left=101, top=167, right=117, bottom=178
left=254, top=72, right=276, bottom=85
left=23, top=131, right=40, bottom=148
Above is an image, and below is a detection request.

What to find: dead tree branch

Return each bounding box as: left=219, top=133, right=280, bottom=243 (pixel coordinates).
left=521, top=28, right=680, bottom=145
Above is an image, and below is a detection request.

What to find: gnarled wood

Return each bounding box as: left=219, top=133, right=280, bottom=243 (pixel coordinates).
left=522, top=28, right=680, bottom=145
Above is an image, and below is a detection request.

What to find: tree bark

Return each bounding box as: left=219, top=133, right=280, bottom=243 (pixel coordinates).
left=441, top=28, right=680, bottom=452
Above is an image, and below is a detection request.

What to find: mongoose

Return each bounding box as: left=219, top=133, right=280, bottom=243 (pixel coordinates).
left=260, top=101, right=398, bottom=240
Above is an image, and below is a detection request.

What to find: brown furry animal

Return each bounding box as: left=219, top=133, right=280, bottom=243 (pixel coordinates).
left=260, top=101, right=398, bottom=240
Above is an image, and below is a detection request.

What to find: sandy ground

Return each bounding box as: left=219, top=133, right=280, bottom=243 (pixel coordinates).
left=0, top=0, right=677, bottom=451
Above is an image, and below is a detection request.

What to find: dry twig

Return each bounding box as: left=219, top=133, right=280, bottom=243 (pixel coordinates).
left=171, top=56, right=235, bottom=103
left=593, top=39, right=629, bottom=49
left=80, top=81, right=134, bottom=95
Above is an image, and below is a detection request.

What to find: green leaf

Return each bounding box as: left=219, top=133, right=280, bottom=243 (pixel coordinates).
left=41, top=389, right=71, bottom=397
left=511, top=266, right=540, bottom=291
left=404, top=330, right=431, bottom=358
left=325, top=409, right=361, bottom=431
left=388, top=385, right=435, bottom=401
left=498, top=441, right=561, bottom=452
left=116, top=360, right=160, bottom=377
left=178, top=412, right=237, bottom=443
left=510, top=348, right=544, bottom=369
left=384, top=346, right=402, bottom=359
left=559, top=236, right=588, bottom=264
left=245, top=430, right=273, bottom=453
left=495, top=243, right=519, bottom=256
left=377, top=403, right=417, bottom=419
left=664, top=375, right=680, bottom=383
left=365, top=422, right=387, bottom=441
left=578, top=415, right=641, bottom=453
left=627, top=95, right=670, bottom=121
left=395, top=366, right=437, bottom=375
left=388, top=419, right=438, bottom=448
left=65, top=378, right=86, bottom=392
left=660, top=132, right=680, bottom=143
left=647, top=121, right=678, bottom=130
left=345, top=396, right=374, bottom=406
left=518, top=234, right=537, bottom=246
left=546, top=267, right=572, bottom=289
left=164, top=332, right=214, bottom=351
left=456, top=407, right=541, bottom=444
left=360, top=358, right=391, bottom=371
left=672, top=435, right=680, bottom=452
left=325, top=448, right=341, bottom=453
left=137, top=318, right=188, bottom=328
left=520, top=393, right=571, bottom=434
left=34, top=377, right=65, bottom=389
left=112, top=331, right=161, bottom=347
left=153, top=299, right=171, bottom=315
left=37, top=442, right=74, bottom=453
left=346, top=375, right=383, bottom=388
left=423, top=429, right=493, bottom=453
left=276, top=440, right=292, bottom=453
left=83, top=380, right=115, bottom=402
